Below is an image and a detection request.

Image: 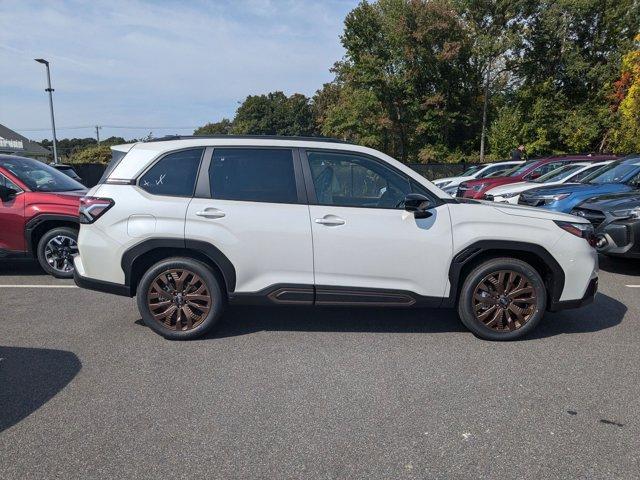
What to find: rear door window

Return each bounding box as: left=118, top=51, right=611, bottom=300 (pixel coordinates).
left=209, top=148, right=298, bottom=204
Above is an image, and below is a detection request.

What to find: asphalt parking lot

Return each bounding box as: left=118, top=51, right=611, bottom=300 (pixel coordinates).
left=1, top=257, right=639, bottom=479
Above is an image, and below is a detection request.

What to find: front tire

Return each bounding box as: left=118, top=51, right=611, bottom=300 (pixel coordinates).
left=457, top=258, right=546, bottom=341
left=137, top=257, right=225, bottom=340
left=36, top=227, right=79, bottom=279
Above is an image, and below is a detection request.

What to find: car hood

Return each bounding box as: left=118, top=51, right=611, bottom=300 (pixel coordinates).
left=481, top=200, right=588, bottom=223
left=433, top=176, right=472, bottom=186
left=578, top=191, right=640, bottom=211
left=486, top=181, right=532, bottom=195
left=521, top=182, right=632, bottom=198
left=461, top=176, right=520, bottom=188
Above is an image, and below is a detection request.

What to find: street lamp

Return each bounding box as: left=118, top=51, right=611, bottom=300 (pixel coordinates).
left=34, top=58, right=59, bottom=164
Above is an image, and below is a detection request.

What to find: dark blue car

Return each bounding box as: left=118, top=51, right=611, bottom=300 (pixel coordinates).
left=518, top=155, right=640, bottom=212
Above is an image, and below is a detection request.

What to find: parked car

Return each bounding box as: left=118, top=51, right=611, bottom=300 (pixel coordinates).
left=457, top=155, right=618, bottom=199
left=51, top=164, right=83, bottom=184
left=74, top=136, right=598, bottom=341
left=518, top=156, right=640, bottom=212
left=433, top=160, right=523, bottom=193
left=483, top=161, right=612, bottom=204
left=0, top=155, right=86, bottom=277
left=571, top=191, right=640, bottom=258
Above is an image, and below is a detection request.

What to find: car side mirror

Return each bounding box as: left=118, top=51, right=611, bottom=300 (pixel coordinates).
left=0, top=185, right=17, bottom=202
left=527, top=172, right=542, bottom=180
left=404, top=193, right=433, bottom=219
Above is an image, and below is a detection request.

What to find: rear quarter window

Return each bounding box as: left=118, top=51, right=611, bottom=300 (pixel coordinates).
left=139, top=149, right=204, bottom=197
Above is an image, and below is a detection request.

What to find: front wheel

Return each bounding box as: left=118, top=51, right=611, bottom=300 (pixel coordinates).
left=36, top=227, right=79, bottom=278
left=136, top=257, right=225, bottom=340
left=457, top=258, right=547, bottom=341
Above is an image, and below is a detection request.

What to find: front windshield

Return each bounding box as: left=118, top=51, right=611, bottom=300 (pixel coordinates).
left=0, top=157, right=85, bottom=192
left=533, top=164, right=583, bottom=183
left=462, top=165, right=485, bottom=176
left=506, top=160, right=538, bottom=176
left=581, top=160, right=640, bottom=185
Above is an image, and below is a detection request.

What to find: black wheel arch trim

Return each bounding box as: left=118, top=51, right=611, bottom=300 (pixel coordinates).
left=25, top=214, right=79, bottom=254
left=120, top=238, right=237, bottom=295
left=445, top=240, right=565, bottom=310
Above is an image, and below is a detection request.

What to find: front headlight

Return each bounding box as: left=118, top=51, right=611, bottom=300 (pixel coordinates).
left=472, top=183, right=488, bottom=191
left=612, top=207, right=640, bottom=219
left=436, top=180, right=452, bottom=188
left=539, top=193, right=570, bottom=204
left=500, top=191, right=520, bottom=198
left=443, top=186, right=458, bottom=195
left=554, top=220, right=596, bottom=246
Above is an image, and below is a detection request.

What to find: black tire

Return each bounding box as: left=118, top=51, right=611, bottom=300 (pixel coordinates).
left=136, top=257, right=225, bottom=340
left=36, top=226, right=79, bottom=279
left=457, top=257, right=547, bottom=341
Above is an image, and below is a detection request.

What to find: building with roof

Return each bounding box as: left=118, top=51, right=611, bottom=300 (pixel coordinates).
left=0, top=123, right=51, bottom=160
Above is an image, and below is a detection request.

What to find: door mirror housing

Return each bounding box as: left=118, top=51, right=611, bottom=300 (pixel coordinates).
left=0, top=185, right=17, bottom=201
left=403, top=193, right=433, bottom=218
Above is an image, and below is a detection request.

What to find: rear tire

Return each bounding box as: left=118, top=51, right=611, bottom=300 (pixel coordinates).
left=457, top=257, right=546, bottom=341
left=36, top=227, right=78, bottom=279
left=137, top=257, right=225, bottom=340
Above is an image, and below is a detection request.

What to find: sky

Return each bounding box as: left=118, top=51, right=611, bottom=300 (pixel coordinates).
left=0, top=0, right=357, bottom=142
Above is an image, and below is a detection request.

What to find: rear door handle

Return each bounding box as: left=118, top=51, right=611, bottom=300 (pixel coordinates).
left=314, top=215, right=345, bottom=226
left=196, top=208, right=226, bottom=219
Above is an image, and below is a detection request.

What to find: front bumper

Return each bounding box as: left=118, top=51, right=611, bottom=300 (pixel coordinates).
left=572, top=208, right=640, bottom=258
left=548, top=277, right=598, bottom=311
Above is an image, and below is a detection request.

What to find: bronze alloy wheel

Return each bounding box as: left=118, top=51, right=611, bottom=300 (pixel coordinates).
left=147, top=269, right=212, bottom=331
left=472, top=270, right=537, bottom=332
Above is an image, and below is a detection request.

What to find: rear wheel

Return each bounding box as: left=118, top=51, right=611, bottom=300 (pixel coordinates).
left=36, top=227, right=78, bottom=278
left=137, top=257, right=225, bottom=340
left=457, top=258, right=546, bottom=340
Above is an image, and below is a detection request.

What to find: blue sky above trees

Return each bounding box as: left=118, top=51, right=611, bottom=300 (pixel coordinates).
left=0, top=0, right=357, bottom=141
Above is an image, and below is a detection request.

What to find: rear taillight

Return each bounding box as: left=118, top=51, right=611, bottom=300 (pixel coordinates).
left=79, top=197, right=114, bottom=224
left=554, top=220, right=596, bottom=247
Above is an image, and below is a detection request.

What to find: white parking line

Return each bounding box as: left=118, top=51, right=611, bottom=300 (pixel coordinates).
left=0, top=285, right=78, bottom=288
left=626, top=285, right=640, bottom=288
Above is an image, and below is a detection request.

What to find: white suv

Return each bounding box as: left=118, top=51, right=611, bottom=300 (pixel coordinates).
left=74, top=136, right=598, bottom=341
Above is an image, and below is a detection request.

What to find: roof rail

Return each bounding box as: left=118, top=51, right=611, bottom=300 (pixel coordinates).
left=144, top=134, right=353, bottom=144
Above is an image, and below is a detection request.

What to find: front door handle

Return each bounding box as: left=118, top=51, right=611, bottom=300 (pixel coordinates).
left=314, top=215, right=345, bottom=226
left=196, top=208, right=226, bottom=219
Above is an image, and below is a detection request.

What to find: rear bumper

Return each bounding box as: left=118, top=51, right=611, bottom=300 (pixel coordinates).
left=73, top=255, right=132, bottom=297
left=74, top=269, right=132, bottom=296
left=548, top=277, right=598, bottom=311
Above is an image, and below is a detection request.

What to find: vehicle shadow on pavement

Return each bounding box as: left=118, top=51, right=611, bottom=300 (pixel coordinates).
left=598, top=255, right=640, bottom=276
left=0, top=346, right=81, bottom=433
left=207, top=292, right=625, bottom=340
left=0, top=260, right=45, bottom=276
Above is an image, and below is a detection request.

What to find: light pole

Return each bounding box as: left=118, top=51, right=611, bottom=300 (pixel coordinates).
left=34, top=58, right=59, bottom=164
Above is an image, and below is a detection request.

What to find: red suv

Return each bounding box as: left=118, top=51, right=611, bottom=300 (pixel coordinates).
left=457, top=155, right=618, bottom=199
left=0, top=155, right=86, bottom=278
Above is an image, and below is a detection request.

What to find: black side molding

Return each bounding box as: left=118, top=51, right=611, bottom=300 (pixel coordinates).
left=229, top=284, right=442, bottom=308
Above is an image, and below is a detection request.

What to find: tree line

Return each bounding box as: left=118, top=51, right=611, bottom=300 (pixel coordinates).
left=195, top=0, right=640, bottom=163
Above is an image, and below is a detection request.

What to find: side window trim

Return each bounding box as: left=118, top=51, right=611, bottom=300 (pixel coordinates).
left=136, top=147, right=205, bottom=198
left=299, top=148, right=441, bottom=209
left=199, top=146, right=307, bottom=205
left=0, top=172, right=24, bottom=194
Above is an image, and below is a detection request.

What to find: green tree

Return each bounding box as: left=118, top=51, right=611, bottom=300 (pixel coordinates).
left=610, top=35, right=640, bottom=153
left=193, top=119, right=233, bottom=135
left=322, top=0, right=481, bottom=162
left=232, top=91, right=316, bottom=136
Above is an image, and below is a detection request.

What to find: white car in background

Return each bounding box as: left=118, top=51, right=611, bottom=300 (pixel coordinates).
left=483, top=161, right=613, bottom=204
left=433, top=161, right=524, bottom=194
